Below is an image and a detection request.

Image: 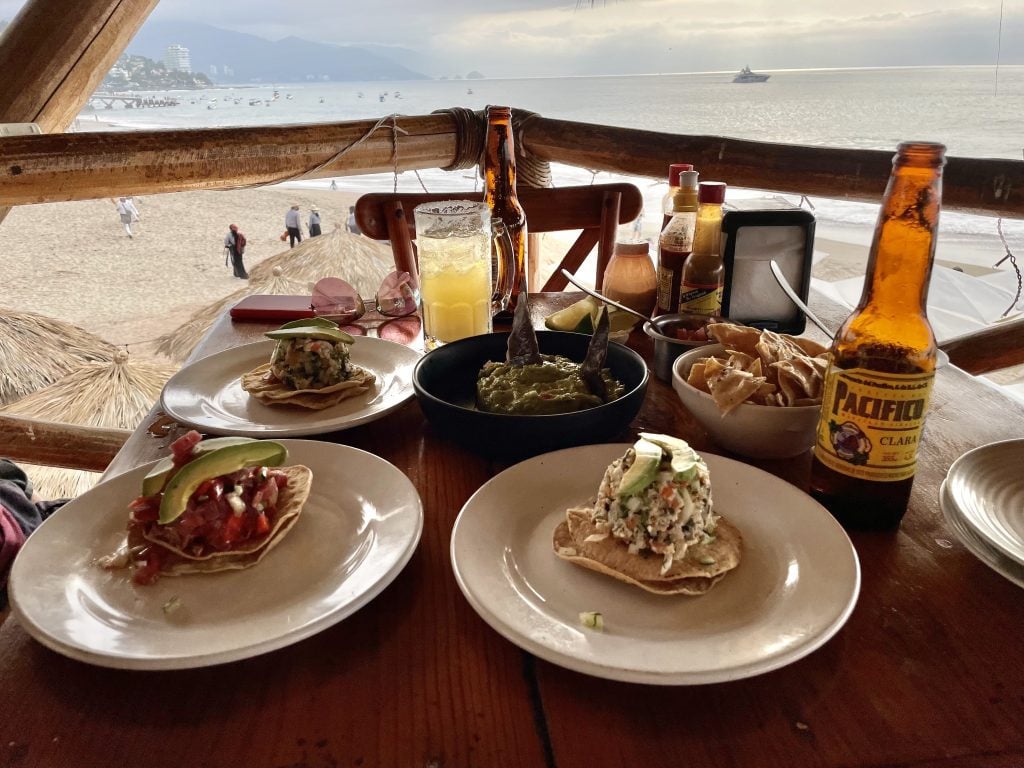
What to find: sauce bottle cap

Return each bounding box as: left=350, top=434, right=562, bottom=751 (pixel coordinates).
left=668, top=163, right=694, bottom=186
left=698, top=181, right=727, bottom=204
left=614, top=241, right=651, bottom=256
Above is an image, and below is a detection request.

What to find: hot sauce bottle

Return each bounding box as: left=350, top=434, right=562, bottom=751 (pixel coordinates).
left=678, top=181, right=726, bottom=316
left=809, top=142, right=945, bottom=530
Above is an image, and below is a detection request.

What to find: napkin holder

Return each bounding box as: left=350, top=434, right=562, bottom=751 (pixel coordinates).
left=720, top=198, right=815, bottom=335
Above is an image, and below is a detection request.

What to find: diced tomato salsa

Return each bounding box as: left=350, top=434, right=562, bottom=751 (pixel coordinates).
left=126, top=431, right=289, bottom=585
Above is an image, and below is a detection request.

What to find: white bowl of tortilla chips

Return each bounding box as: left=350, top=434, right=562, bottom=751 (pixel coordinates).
left=671, top=323, right=829, bottom=459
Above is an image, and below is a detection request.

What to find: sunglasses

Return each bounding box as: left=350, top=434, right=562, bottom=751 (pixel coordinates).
left=310, top=272, right=420, bottom=322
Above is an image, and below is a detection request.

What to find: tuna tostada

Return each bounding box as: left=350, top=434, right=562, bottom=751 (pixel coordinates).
left=553, top=434, right=742, bottom=595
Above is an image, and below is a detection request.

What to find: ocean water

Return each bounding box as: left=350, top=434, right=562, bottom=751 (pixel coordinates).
left=84, top=65, right=1024, bottom=255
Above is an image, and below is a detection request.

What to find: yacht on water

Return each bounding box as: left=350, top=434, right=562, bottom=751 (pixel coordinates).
left=733, top=66, right=770, bottom=83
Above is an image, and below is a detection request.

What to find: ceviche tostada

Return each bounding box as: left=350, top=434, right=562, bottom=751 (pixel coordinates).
left=241, top=317, right=376, bottom=410
left=553, top=434, right=742, bottom=595
left=99, top=431, right=311, bottom=585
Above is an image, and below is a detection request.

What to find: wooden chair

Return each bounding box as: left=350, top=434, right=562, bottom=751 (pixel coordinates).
left=353, top=183, right=644, bottom=291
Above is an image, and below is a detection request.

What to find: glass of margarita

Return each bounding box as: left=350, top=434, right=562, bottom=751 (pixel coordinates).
left=414, top=201, right=512, bottom=349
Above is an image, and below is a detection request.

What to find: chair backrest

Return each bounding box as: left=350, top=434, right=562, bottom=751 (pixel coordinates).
left=354, top=183, right=644, bottom=291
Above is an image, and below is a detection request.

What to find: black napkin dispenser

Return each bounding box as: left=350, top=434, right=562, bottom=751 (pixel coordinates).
left=720, top=198, right=815, bottom=335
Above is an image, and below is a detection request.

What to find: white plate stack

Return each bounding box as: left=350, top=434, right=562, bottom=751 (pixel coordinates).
left=940, top=439, right=1024, bottom=589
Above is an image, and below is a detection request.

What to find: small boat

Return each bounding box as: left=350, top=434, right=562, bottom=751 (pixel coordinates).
left=206, top=103, right=216, bottom=110
left=467, top=88, right=473, bottom=95
left=319, top=97, right=325, bottom=103
left=357, top=91, right=364, bottom=98
left=249, top=98, right=262, bottom=106
left=286, top=94, right=293, bottom=100
left=733, top=66, right=769, bottom=83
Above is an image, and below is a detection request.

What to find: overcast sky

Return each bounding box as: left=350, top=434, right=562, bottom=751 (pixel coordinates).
left=3, top=1, right=1022, bottom=77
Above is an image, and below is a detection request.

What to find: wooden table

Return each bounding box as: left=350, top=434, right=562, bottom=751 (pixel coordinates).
left=2, top=293, right=1023, bottom=768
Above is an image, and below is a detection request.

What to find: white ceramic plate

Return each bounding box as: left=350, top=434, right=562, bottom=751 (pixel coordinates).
left=940, top=480, right=1024, bottom=589
left=9, top=440, right=423, bottom=670
left=450, top=444, right=860, bottom=685
left=160, top=338, right=421, bottom=437
left=944, top=439, right=1024, bottom=566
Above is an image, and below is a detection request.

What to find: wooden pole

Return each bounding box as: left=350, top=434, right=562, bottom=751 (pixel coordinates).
left=0, top=0, right=160, bottom=132
left=0, top=0, right=160, bottom=229
left=0, top=115, right=460, bottom=205
left=0, top=414, right=129, bottom=472
left=0, top=112, right=1021, bottom=219
left=521, top=117, right=1024, bottom=219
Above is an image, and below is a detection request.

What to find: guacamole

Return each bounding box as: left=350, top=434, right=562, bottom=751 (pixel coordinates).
left=476, top=354, right=625, bottom=415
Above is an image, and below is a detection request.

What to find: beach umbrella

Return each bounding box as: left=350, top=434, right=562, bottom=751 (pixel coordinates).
left=0, top=308, right=116, bottom=406
left=248, top=229, right=394, bottom=295
left=0, top=350, right=177, bottom=498
left=154, top=267, right=309, bottom=362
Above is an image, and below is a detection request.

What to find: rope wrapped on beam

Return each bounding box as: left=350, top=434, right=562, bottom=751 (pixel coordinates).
left=432, top=107, right=552, bottom=189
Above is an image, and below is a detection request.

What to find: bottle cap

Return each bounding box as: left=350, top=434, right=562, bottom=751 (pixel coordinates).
left=678, top=169, right=699, bottom=190
left=668, top=163, right=694, bottom=186
left=614, top=241, right=650, bottom=256
left=698, top=181, right=727, bottom=204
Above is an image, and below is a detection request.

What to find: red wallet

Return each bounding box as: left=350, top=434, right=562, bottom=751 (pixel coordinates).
left=229, top=294, right=315, bottom=321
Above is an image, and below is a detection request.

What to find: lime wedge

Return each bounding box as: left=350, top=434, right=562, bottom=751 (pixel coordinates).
left=543, top=297, right=599, bottom=332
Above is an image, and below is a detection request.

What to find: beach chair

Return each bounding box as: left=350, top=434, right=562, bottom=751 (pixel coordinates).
left=353, top=183, right=644, bottom=291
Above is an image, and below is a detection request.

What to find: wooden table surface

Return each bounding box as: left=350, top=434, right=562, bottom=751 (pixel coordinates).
left=2, top=292, right=1023, bottom=768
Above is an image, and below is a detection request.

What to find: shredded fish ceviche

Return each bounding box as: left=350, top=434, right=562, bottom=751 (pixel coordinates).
left=270, top=337, right=351, bottom=390
left=590, top=447, right=715, bottom=575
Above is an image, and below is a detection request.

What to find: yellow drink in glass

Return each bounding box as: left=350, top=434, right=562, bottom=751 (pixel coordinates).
left=418, top=230, right=493, bottom=349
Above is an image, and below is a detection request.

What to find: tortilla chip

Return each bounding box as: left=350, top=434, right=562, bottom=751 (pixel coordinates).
left=142, top=465, right=312, bottom=575
left=686, top=361, right=708, bottom=391
left=708, top=323, right=761, bottom=357
left=707, top=368, right=765, bottom=415
left=241, top=363, right=375, bottom=410
left=552, top=508, right=742, bottom=596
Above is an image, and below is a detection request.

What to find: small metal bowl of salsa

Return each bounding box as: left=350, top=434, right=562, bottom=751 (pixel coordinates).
left=643, top=313, right=721, bottom=383
left=413, top=331, right=648, bottom=458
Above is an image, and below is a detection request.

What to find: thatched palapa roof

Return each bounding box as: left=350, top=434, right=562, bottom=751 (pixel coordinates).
left=0, top=350, right=177, bottom=498
left=0, top=308, right=117, bottom=406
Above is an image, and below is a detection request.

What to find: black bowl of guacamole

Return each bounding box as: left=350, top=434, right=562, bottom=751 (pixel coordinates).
left=413, top=331, right=649, bottom=457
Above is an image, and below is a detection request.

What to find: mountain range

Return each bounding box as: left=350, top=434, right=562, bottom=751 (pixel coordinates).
left=127, top=21, right=428, bottom=83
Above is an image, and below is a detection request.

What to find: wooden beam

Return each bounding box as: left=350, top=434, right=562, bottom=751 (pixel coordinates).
left=0, top=115, right=460, bottom=204
left=0, top=0, right=160, bottom=132
left=0, top=414, right=129, bottom=472
left=521, top=117, right=1024, bottom=219
left=940, top=318, right=1024, bottom=375
left=0, top=111, right=1021, bottom=221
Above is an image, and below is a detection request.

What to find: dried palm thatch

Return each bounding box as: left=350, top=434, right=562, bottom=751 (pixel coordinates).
left=156, top=231, right=394, bottom=362
left=154, top=267, right=308, bottom=362
left=0, top=308, right=116, bottom=406
left=0, top=350, right=177, bottom=499
left=248, top=229, right=394, bottom=293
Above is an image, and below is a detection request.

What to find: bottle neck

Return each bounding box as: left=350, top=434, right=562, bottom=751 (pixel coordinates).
left=484, top=115, right=520, bottom=213
left=857, top=165, right=941, bottom=316
left=691, top=202, right=723, bottom=256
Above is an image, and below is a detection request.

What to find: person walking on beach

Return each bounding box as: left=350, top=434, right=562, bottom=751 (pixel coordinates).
left=308, top=206, right=322, bottom=237
left=346, top=205, right=361, bottom=235
left=285, top=204, right=302, bottom=248
left=113, top=196, right=140, bottom=238
left=224, top=224, right=249, bottom=279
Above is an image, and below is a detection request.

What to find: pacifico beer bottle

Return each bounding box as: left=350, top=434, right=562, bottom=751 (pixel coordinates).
left=809, top=142, right=945, bottom=530
left=483, top=105, right=528, bottom=313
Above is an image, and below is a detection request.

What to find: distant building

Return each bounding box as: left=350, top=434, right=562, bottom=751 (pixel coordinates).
left=164, top=45, right=191, bottom=73
left=222, top=65, right=234, bottom=78
left=209, top=64, right=218, bottom=77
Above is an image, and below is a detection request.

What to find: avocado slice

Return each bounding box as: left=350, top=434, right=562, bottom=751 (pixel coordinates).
left=278, top=317, right=339, bottom=330
left=141, top=436, right=259, bottom=497
left=639, top=433, right=700, bottom=481
left=264, top=326, right=355, bottom=344
left=157, top=441, right=288, bottom=524
left=617, top=438, right=664, bottom=498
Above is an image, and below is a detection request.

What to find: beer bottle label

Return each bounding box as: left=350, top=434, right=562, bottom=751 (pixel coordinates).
left=815, top=367, right=934, bottom=482
left=678, top=283, right=723, bottom=315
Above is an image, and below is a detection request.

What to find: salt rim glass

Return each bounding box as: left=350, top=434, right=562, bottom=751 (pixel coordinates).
left=311, top=274, right=420, bottom=322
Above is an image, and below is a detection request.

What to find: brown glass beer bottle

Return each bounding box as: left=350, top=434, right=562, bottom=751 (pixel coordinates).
left=809, top=141, right=945, bottom=530
left=483, top=105, right=528, bottom=313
